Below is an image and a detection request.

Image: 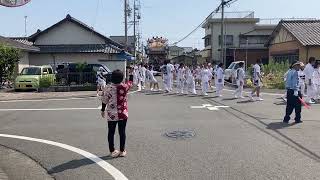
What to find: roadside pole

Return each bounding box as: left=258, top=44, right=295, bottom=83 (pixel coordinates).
left=220, top=0, right=225, bottom=65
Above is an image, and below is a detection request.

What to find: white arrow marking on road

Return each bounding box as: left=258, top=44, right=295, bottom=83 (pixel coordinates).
left=0, top=134, right=128, bottom=180
left=207, top=107, right=219, bottom=111
left=190, top=104, right=229, bottom=111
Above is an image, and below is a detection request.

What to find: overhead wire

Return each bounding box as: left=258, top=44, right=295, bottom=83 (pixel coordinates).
left=172, top=5, right=222, bottom=45
left=172, top=0, right=239, bottom=46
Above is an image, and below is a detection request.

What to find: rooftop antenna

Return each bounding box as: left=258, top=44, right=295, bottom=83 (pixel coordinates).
left=24, top=15, right=28, bottom=37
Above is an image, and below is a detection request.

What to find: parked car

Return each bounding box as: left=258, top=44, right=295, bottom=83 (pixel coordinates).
left=56, top=63, right=112, bottom=85
left=224, top=61, right=245, bottom=83
left=14, top=65, right=55, bottom=91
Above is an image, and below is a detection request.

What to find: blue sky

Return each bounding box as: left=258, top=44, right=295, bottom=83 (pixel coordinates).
left=1, top=0, right=319, bottom=49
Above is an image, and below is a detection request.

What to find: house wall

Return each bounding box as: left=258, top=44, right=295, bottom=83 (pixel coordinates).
left=18, top=51, right=30, bottom=73
left=35, top=21, right=105, bottom=45
left=29, top=53, right=126, bottom=72
left=233, top=49, right=269, bottom=66
left=300, top=46, right=320, bottom=63
left=209, top=21, right=257, bottom=61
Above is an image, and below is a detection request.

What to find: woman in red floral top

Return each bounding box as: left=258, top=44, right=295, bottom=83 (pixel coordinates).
left=101, top=69, right=133, bottom=158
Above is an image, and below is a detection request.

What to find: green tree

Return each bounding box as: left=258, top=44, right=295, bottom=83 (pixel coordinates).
left=0, top=44, right=21, bottom=87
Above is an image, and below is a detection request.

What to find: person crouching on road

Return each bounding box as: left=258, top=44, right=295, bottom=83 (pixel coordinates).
left=101, top=69, right=133, bottom=158
left=234, top=62, right=245, bottom=99
left=215, top=63, right=224, bottom=97
left=283, top=61, right=303, bottom=124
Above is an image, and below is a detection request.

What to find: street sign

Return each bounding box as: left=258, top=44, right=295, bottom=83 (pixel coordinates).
left=0, top=0, right=31, bottom=7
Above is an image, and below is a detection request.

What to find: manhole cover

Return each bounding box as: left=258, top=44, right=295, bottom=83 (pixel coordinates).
left=164, top=129, right=195, bottom=140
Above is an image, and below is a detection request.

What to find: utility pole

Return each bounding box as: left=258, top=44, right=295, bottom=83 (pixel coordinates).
left=220, top=0, right=225, bottom=65
left=124, top=0, right=128, bottom=51
left=246, top=39, right=248, bottom=70
left=133, top=0, right=137, bottom=61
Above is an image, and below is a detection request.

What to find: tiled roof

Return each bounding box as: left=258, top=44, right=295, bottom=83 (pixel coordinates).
left=35, top=44, right=121, bottom=54
left=10, top=37, right=34, bottom=46
left=267, top=20, right=320, bottom=46
left=0, top=36, right=39, bottom=51
left=281, top=20, right=320, bottom=46
left=28, top=14, right=124, bottom=49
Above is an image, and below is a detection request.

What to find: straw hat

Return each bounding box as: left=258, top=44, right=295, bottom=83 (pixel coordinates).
left=292, top=61, right=301, bottom=67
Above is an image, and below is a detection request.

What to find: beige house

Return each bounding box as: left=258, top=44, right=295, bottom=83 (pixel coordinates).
left=266, top=20, right=320, bottom=64
left=12, top=14, right=129, bottom=72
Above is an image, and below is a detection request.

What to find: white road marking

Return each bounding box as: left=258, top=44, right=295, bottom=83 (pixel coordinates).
left=190, top=104, right=229, bottom=111
left=0, top=134, right=128, bottom=180
left=207, top=107, right=219, bottom=111
left=0, top=90, right=138, bottom=103
left=0, top=97, right=97, bottom=103
left=0, top=107, right=101, bottom=111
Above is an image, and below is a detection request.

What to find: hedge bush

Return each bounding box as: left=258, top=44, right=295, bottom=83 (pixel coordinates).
left=39, top=76, right=54, bottom=88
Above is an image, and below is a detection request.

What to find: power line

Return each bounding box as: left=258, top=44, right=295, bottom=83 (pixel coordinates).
left=172, top=5, right=221, bottom=45
left=173, top=0, right=239, bottom=46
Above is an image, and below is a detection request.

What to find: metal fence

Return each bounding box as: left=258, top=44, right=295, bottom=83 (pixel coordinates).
left=54, top=72, right=97, bottom=86
left=37, top=72, right=99, bottom=91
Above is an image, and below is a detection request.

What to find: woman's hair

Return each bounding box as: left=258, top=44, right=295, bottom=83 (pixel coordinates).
left=218, top=63, right=224, bottom=67
left=111, top=70, right=124, bottom=84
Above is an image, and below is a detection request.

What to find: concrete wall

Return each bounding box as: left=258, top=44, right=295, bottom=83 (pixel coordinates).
left=18, top=51, right=30, bottom=73
left=210, top=22, right=256, bottom=61
left=29, top=53, right=126, bottom=72
left=35, top=21, right=105, bottom=45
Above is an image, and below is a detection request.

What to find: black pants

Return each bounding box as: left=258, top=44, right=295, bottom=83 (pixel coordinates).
left=108, top=120, right=127, bottom=152
left=284, top=89, right=302, bottom=122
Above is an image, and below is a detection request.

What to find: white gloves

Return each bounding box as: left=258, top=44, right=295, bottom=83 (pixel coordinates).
left=294, top=91, right=298, bottom=97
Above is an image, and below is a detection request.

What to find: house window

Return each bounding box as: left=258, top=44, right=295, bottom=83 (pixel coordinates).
left=204, top=36, right=211, bottom=47
left=240, top=36, right=269, bottom=45
left=273, top=54, right=299, bottom=64
left=219, top=35, right=233, bottom=46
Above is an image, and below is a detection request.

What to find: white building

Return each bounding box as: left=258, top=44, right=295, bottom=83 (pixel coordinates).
left=202, top=12, right=275, bottom=66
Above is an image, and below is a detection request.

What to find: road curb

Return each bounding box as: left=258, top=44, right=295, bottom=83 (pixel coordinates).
left=0, top=145, right=54, bottom=180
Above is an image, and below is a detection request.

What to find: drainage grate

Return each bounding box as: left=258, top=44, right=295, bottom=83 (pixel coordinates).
left=164, top=129, right=196, bottom=140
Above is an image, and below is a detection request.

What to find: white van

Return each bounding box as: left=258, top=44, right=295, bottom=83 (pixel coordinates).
left=224, top=61, right=245, bottom=83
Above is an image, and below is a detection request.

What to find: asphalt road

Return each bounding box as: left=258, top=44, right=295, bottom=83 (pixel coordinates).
left=0, top=88, right=320, bottom=180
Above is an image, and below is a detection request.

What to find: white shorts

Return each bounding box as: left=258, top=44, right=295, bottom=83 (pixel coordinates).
left=97, top=79, right=106, bottom=87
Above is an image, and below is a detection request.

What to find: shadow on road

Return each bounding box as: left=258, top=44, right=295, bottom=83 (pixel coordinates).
left=266, top=122, right=294, bottom=130
left=274, top=101, right=286, bottom=106
left=222, top=97, right=238, bottom=101
left=48, top=156, right=116, bottom=174
left=237, top=100, right=255, bottom=104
